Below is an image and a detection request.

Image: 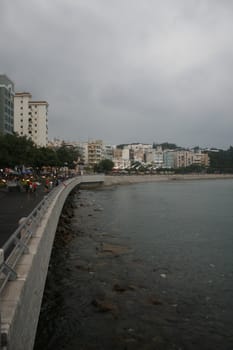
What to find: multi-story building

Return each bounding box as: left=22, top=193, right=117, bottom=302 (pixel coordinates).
left=153, top=146, right=164, bottom=168
left=103, top=144, right=114, bottom=160
left=14, top=93, right=48, bottom=147
left=113, top=147, right=130, bottom=169
left=133, top=148, right=145, bottom=163
left=0, top=74, right=15, bottom=134
left=75, top=142, right=88, bottom=165
left=174, top=150, right=193, bottom=168
left=14, top=92, right=31, bottom=138
left=192, top=152, right=210, bottom=167
left=145, top=149, right=155, bottom=163
left=87, top=140, right=104, bottom=167
left=163, top=150, right=175, bottom=168
left=129, top=143, right=152, bottom=152
left=174, top=150, right=210, bottom=168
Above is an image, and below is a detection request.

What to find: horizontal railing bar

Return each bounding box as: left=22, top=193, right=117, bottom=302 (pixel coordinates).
left=0, top=175, right=104, bottom=295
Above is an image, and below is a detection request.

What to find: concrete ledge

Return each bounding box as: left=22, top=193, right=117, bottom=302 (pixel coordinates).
left=0, top=175, right=104, bottom=350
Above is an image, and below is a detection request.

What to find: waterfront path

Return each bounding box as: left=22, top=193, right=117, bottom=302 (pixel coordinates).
left=0, top=187, right=45, bottom=247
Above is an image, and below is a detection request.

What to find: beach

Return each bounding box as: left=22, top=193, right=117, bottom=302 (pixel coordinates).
left=104, top=173, right=233, bottom=186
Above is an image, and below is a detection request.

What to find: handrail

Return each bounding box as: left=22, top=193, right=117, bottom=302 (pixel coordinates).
left=0, top=174, right=104, bottom=350
left=0, top=174, right=104, bottom=295
left=0, top=181, right=65, bottom=294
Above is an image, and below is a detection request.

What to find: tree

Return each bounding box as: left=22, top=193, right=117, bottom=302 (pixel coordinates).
left=153, top=142, right=178, bottom=150
left=94, top=159, right=114, bottom=174
left=0, top=133, right=36, bottom=168
left=208, top=147, right=233, bottom=173
left=33, top=147, right=59, bottom=168
left=56, top=145, right=80, bottom=168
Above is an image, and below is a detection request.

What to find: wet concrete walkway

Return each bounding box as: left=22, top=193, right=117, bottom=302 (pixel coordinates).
left=0, top=187, right=45, bottom=247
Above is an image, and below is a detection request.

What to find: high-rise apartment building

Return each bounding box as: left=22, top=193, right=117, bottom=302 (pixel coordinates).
left=0, top=74, right=15, bottom=134
left=87, top=140, right=104, bottom=167
left=14, top=93, right=48, bottom=147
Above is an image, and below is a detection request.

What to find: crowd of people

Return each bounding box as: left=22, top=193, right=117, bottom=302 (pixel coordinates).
left=0, top=173, right=65, bottom=193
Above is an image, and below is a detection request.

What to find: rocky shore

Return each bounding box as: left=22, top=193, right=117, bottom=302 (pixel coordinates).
left=104, top=173, right=233, bottom=186
left=35, top=177, right=233, bottom=350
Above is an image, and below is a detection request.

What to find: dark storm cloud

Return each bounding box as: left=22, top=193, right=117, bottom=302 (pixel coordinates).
left=1, top=0, right=233, bottom=148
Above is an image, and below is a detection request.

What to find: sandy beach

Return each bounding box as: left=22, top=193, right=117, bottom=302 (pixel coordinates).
left=104, top=173, right=233, bottom=186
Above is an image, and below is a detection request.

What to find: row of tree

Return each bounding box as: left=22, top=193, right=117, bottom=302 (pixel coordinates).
left=0, top=133, right=232, bottom=173
left=0, top=133, right=80, bottom=169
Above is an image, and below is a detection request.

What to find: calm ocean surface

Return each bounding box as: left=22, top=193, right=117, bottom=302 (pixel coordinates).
left=34, top=179, right=233, bottom=350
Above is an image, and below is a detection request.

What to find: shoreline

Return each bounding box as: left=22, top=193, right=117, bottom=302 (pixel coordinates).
left=104, top=173, right=233, bottom=186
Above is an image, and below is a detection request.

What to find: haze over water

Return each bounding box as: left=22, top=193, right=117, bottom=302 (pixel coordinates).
left=35, top=179, right=233, bottom=350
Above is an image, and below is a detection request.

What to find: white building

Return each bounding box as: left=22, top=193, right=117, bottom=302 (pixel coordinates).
left=103, top=144, right=114, bottom=160
left=14, top=92, right=48, bottom=147
left=113, top=148, right=131, bottom=169
left=153, top=146, right=164, bottom=168
left=145, top=149, right=155, bottom=163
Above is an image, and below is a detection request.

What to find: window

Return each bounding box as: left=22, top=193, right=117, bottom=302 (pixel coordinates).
left=20, top=113, right=23, bottom=116
left=20, top=106, right=23, bottom=110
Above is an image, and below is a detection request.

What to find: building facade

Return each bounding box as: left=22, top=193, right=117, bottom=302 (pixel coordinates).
left=87, top=140, right=104, bottom=167
left=0, top=75, right=15, bottom=134
left=14, top=93, right=48, bottom=147
left=113, top=147, right=131, bottom=169
left=163, top=150, right=175, bottom=168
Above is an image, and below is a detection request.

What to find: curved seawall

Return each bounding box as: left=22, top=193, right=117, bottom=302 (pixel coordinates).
left=0, top=175, right=104, bottom=350
left=104, top=173, right=233, bottom=186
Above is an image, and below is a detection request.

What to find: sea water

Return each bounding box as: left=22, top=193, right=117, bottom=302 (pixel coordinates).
left=34, top=179, right=233, bottom=350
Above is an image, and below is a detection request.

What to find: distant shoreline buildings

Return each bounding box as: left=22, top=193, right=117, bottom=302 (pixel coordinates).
left=48, top=138, right=210, bottom=170
left=1, top=73, right=210, bottom=170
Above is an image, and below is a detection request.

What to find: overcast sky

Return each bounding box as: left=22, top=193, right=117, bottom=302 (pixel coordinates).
left=1, top=0, right=233, bottom=148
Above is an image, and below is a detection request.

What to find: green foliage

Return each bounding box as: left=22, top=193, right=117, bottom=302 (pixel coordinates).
left=0, top=133, right=80, bottom=169
left=153, top=142, right=178, bottom=150
left=56, top=145, right=80, bottom=168
left=0, top=133, right=36, bottom=167
left=94, top=159, right=114, bottom=173
left=116, top=144, right=127, bottom=149
left=33, top=147, right=59, bottom=168
left=208, top=147, right=233, bottom=173
left=174, top=164, right=206, bottom=174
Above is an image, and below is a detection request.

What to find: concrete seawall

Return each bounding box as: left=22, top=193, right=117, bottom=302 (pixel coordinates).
left=0, top=175, right=104, bottom=350
left=104, top=174, right=233, bottom=186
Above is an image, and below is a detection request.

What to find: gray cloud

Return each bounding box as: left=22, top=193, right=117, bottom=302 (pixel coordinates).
left=1, top=0, right=233, bottom=148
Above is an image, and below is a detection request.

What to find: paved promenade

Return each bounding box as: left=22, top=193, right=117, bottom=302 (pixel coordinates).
left=0, top=187, right=45, bottom=247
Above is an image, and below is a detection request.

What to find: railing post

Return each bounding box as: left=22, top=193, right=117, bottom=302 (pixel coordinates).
left=0, top=250, right=4, bottom=267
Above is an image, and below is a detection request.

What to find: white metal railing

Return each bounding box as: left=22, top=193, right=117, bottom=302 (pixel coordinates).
left=0, top=174, right=104, bottom=294
left=0, top=185, right=60, bottom=294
